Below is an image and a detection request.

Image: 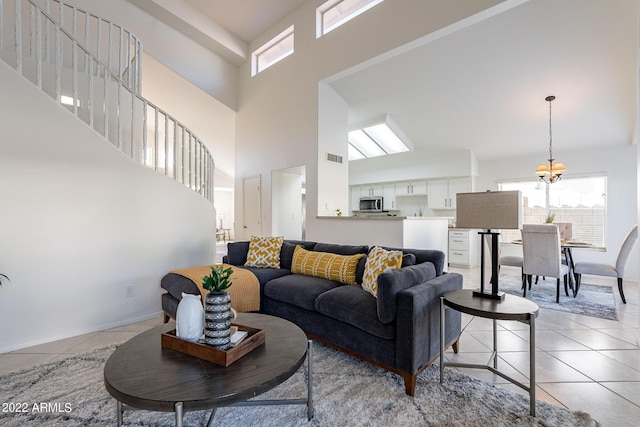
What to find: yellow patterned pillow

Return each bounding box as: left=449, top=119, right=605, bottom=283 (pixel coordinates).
left=362, top=246, right=403, bottom=298
left=291, top=246, right=363, bottom=285
left=244, top=236, right=284, bottom=268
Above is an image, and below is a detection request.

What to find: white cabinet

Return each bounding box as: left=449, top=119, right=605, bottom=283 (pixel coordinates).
left=382, top=183, right=396, bottom=210
left=361, top=184, right=382, bottom=196
left=395, top=180, right=427, bottom=196
left=428, top=177, right=472, bottom=209
left=350, top=184, right=389, bottom=212
left=448, top=229, right=479, bottom=268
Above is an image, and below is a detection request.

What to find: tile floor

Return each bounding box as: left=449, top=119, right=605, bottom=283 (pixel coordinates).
left=1, top=263, right=638, bottom=426
left=445, top=265, right=640, bottom=427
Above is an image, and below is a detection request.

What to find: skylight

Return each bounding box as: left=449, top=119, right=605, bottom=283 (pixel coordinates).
left=317, top=0, right=384, bottom=38
left=252, top=26, right=294, bottom=76
left=347, top=115, right=412, bottom=161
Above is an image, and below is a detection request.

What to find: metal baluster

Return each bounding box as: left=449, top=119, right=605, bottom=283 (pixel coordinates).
left=154, top=107, right=159, bottom=170
left=35, top=8, right=42, bottom=88
left=142, top=99, right=148, bottom=166
left=15, top=0, right=21, bottom=74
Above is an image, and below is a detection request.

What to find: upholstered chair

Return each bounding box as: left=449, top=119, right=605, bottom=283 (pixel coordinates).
left=574, top=225, right=638, bottom=304
left=554, top=222, right=573, bottom=241
left=484, top=234, right=524, bottom=279
left=521, top=224, right=569, bottom=303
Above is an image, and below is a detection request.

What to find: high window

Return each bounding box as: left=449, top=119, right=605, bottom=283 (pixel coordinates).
left=252, top=26, right=294, bottom=76
left=499, top=176, right=607, bottom=246
left=317, top=0, right=384, bottom=38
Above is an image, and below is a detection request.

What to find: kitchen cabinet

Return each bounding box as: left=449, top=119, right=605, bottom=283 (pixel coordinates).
left=395, top=180, right=427, bottom=196
left=350, top=184, right=387, bottom=212
left=382, top=183, right=396, bottom=210
left=428, top=177, right=472, bottom=209
left=448, top=229, right=479, bottom=268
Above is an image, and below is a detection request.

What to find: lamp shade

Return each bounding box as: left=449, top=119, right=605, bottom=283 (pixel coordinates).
left=456, top=191, right=523, bottom=230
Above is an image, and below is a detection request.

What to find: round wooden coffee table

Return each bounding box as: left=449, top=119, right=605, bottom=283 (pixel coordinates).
left=104, top=313, right=313, bottom=426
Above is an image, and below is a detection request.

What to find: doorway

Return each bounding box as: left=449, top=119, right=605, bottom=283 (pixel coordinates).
left=242, top=175, right=261, bottom=240
left=272, top=166, right=306, bottom=240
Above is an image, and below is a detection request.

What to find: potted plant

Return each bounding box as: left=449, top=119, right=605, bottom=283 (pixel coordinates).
left=202, top=265, right=234, bottom=349
left=545, top=212, right=556, bottom=224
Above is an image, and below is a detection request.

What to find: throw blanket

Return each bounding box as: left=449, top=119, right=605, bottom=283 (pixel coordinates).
left=169, top=264, right=260, bottom=312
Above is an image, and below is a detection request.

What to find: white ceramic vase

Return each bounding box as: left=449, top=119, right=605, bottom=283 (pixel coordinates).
left=176, top=292, right=204, bottom=342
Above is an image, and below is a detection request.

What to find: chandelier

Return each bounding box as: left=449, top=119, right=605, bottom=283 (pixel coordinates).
left=535, top=95, right=566, bottom=183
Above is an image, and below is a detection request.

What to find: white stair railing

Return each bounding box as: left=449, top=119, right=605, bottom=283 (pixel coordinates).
left=0, top=0, right=214, bottom=203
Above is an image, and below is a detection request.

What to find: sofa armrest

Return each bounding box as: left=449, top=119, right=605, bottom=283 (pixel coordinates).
left=395, top=272, right=463, bottom=374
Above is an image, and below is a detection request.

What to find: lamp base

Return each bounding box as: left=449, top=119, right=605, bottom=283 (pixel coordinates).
left=472, top=289, right=505, bottom=300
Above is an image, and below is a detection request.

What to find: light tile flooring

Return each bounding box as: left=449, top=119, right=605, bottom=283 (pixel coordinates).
left=445, top=265, right=640, bottom=427
left=1, top=264, right=638, bottom=426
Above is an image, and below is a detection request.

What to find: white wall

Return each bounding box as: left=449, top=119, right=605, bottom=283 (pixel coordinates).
left=64, top=0, right=238, bottom=109
left=141, top=53, right=237, bottom=189
left=0, top=62, right=216, bottom=352
left=349, top=149, right=478, bottom=185
left=234, top=0, right=508, bottom=242
left=318, top=83, right=349, bottom=216
left=478, top=145, right=639, bottom=282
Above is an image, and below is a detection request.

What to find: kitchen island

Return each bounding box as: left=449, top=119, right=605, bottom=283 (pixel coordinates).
left=309, top=216, right=451, bottom=266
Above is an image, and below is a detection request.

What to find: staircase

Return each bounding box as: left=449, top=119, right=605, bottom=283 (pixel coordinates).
left=0, top=0, right=214, bottom=202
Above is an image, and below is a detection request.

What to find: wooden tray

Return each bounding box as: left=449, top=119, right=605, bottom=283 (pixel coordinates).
left=161, top=324, right=265, bottom=367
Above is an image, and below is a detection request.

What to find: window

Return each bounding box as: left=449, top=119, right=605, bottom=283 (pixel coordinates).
left=499, top=176, right=607, bottom=246
left=252, top=26, right=294, bottom=76
left=317, top=0, right=384, bottom=38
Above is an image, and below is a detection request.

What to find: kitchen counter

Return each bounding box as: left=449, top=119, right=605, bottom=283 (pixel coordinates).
left=317, top=215, right=453, bottom=221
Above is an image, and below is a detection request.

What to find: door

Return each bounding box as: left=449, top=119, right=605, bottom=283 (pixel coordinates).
left=242, top=175, right=261, bottom=239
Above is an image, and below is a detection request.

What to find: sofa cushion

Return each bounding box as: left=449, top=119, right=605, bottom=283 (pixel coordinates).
left=280, top=240, right=317, bottom=270
left=314, top=285, right=395, bottom=340
left=245, top=236, right=284, bottom=268
left=362, top=246, right=403, bottom=297
left=402, top=253, right=416, bottom=267
left=235, top=265, right=292, bottom=286
left=291, top=246, right=364, bottom=285
left=313, top=242, right=369, bottom=256
left=263, top=274, right=343, bottom=311
left=377, top=262, right=437, bottom=324
left=227, top=241, right=250, bottom=266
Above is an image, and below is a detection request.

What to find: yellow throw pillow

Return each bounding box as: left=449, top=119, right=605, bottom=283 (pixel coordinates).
left=244, top=236, right=284, bottom=268
left=362, top=246, right=403, bottom=298
left=291, top=246, right=363, bottom=285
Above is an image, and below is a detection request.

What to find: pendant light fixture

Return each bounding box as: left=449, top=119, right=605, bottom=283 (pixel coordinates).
left=535, top=95, right=566, bottom=183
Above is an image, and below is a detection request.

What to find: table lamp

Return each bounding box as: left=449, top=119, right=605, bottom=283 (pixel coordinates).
left=456, top=190, right=523, bottom=300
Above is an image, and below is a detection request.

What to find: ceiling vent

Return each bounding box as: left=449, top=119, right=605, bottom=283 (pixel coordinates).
left=327, top=153, right=343, bottom=164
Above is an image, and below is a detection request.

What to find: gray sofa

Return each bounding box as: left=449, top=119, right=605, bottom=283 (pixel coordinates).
left=161, top=240, right=462, bottom=395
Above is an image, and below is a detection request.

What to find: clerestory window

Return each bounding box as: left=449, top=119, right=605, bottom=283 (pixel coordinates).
left=252, top=25, right=294, bottom=76
left=316, top=0, right=384, bottom=38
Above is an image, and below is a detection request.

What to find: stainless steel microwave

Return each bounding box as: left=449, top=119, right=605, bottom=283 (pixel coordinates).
left=359, top=196, right=383, bottom=212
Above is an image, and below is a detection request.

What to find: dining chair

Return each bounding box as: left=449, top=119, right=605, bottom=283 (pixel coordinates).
left=554, top=222, right=573, bottom=240
left=484, top=234, right=524, bottom=279
left=521, top=224, right=570, bottom=303
left=573, top=225, right=638, bottom=304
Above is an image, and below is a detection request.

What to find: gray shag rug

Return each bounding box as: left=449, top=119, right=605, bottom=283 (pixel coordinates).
left=500, top=275, right=618, bottom=320
left=1, top=342, right=598, bottom=426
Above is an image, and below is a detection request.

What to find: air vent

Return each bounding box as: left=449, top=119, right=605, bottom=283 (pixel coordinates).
left=327, top=153, right=343, bottom=164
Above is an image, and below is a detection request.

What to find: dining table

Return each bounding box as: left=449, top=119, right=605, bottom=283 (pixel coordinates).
left=511, top=239, right=606, bottom=297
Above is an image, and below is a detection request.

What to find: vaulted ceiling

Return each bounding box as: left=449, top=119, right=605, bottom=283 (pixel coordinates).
left=131, top=0, right=637, bottom=162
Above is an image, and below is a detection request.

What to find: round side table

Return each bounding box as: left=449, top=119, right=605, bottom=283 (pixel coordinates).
left=439, top=289, right=539, bottom=416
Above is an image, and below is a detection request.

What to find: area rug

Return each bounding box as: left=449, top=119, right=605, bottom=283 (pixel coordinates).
left=499, top=274, right=618, bottom=320
left=1, top=343, right=597, bottom=426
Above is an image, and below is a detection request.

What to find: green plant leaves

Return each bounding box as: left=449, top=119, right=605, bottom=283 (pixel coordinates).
left=201, top=265, right=233, bottom=292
